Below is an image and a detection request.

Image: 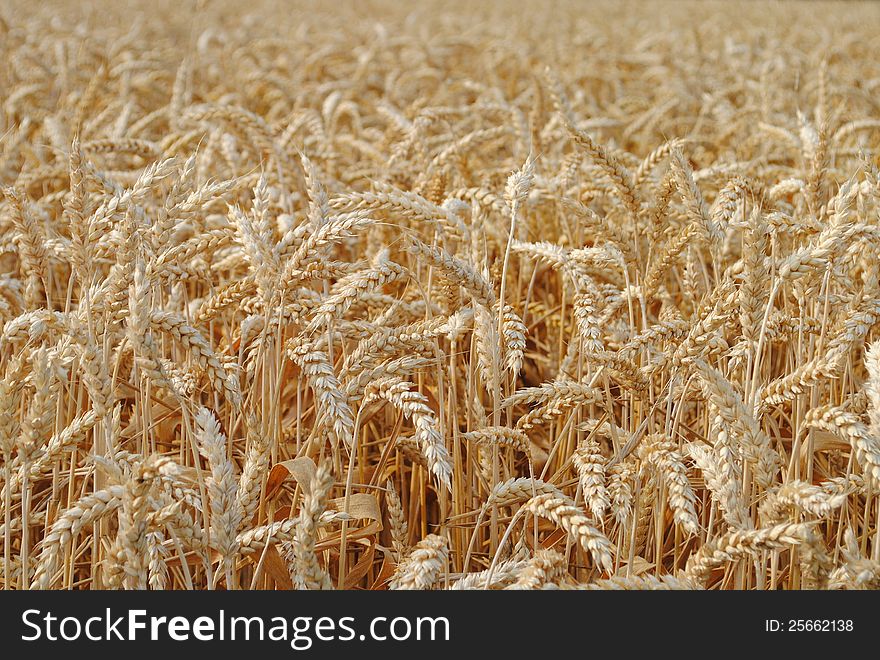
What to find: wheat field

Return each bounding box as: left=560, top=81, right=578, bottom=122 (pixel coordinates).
left=1, top=0, right=880, bottom=591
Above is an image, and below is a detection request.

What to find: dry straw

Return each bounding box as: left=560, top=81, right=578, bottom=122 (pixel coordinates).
left=1, top=0, right=879, bottom=591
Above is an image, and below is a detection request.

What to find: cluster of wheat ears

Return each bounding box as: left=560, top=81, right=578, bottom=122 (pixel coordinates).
left=1, top=0, right=880, bottom=591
